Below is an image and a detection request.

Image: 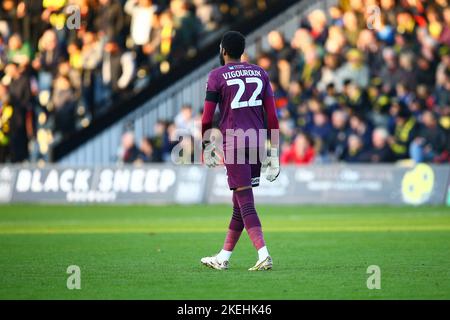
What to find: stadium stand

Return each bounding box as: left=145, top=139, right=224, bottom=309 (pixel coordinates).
left=0, top=0, right=282, bottom=163
left=0, top=0, right=449, bottom=165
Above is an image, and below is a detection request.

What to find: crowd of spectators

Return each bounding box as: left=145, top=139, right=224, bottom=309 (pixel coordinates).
left=118, top=103, right=202, bottom=164
left=121, top=0, right=450, bottom=166
left=258, top=0, right=450, bottom=165
left=119, top=0, right=450, bottom=166
left=0, top=0, right=272, bottom=163
left=2, top=0, right=450, bottom=166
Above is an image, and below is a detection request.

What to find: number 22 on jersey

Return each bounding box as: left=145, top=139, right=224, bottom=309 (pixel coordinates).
left=226, top=77, right=263, bottom=109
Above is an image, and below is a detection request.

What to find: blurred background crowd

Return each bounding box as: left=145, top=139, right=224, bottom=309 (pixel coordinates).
left=0, top=0, right=271, bottom=163
left=262, top=0, right=450, bottom=165
left=116, top=0, right=450, bottom=166
left=0, top=0, right=449, bottom=166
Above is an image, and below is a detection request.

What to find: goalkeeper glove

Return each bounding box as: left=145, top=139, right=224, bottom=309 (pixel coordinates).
left=202, top=141, right=222, bottom=168
left=262, top=147, right=280, bottom=182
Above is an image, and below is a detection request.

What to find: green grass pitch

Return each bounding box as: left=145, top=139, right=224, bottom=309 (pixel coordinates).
left=0, top=204, right=449, bottom=299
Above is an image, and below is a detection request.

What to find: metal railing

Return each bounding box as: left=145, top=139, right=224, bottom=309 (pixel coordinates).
left=60, top=0, right=336, bottom=165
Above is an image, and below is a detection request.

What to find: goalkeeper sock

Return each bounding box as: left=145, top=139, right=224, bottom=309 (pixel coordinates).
left=258, top=246, right=269, bottom=262
left=235, top=188, right=266, bottom=250
left=217, top=249, right=232, bottom=263
left=247, top=226, right=266, bottom=250
left=223, top=229, right=242, bottom=252
left=223, top=193, right=244, bottom=252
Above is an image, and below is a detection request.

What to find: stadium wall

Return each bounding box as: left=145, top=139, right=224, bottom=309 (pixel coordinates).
left=0, top=164, right=449, bottom=206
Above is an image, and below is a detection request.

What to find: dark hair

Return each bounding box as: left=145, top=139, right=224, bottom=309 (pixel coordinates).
left=296, top=131, right=314, bottom=147
left=221, top=31, right=245, bottom=59
left=397, top=106, right=411, bottom=119
left=343, top=79, right=352, bottom=86
left=143, top=136, right=153, bottom=147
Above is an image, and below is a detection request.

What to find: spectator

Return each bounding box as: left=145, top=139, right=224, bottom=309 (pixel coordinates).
left=344, top=81, right=370, bottom=115
left=367, top=79, right=391, bottom=128
left=357, top=29, right=383, bottom=77
left=267, top=30, right=293, bottom=90
left=0, top=34, right=7, bottom=68
left=328, top=6, right=343, bottom=27
left=171, top=0, right=203, bottom=60
left=397, top=51, right=418, bottom=90
left=344, top=134, right=365, bottom=162
left=147, top=9, right=176, bottom=76
left=137, top=136, right=155, bottom=163
left=0, top=83, right=12, bottom=162
left=281, top=132, right=315, bottom=165
left=308, top=9, right=328, bottom=45
left=125, top=0, right=157, bottom=46
left=165, top=121, right=179, bottom=161
left=119, top=131, right=140, bottom=163
left=440, top=7, right=450, bottom=46
left=322, top=83, right=340, bottom=113
left=3, top=63, right=32, bottom=162
left=101, top=39, right=135, bottom=100
left=388, top=108, right=418, bottom=160
left=309, top=111, right=332, bottom=155
left=416, top=55, right=436, bottom=87
left=342, top=10, right=359, bottom=47
left=267, top=30, right=292, bottom=61
left=317, top=53, right=340, bottom=92
left=434, top=68, right=450, bottom=113
left=328, top=109, right=350, bottom=160
left=174, top=104, right=195, bottom=136
left=152, top=120, right=168, bottom=162
left=379, top=47, right=401, bottom=92
left=298, top=45, right=322, bottom=89
left=80, top=31, right=102, bottom=116
left=95, top=0, right=125, bottom=41
left=410, top=111, right=447, bottom=163
left=32, top=29, right=63, bottom=94
left=361, top=128, right=393, bottom=163
left=335, top=49, right=369, bottom=91
left=7, top=33, right=31, bottom=66
left=125, top=0, right=158, bottom=68
left=349, top=114, right=372, bottom=148
left=52, top=74, right=76, bottom=135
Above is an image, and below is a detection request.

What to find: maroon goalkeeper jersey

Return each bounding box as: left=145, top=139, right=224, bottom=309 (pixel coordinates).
left=205, top=61, right=274, bottom=149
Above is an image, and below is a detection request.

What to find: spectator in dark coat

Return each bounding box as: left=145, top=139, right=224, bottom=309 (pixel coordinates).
left=328, top=109, right=350, bottom=160
left=138, top=136, right=155, bottom=163
left=95, top=0, right=125, bottom=41
left=344, top=134, right=365, bottom=162
left=361, top=128, right=393, bottom=163
left=5, top=63, right=32, bottom=162
left=410, top=111, right=448, bottom=163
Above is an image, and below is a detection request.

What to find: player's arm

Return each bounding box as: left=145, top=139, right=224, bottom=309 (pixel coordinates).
left=201, top=96, right=218, bottom=141
left=263, top=94, right=279, bottom=148
left=201, top=72, right=221, bottom=167
left=262, top=77, right=280, bottom=182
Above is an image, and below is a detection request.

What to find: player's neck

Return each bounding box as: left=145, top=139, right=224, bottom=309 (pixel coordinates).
left=225, top=58, right=241, bottom=65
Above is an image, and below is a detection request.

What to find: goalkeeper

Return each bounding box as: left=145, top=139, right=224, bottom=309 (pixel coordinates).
left=200, top=31, right=280, bottom=271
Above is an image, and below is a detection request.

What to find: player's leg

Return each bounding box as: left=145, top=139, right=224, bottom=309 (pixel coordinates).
left=200, top=193, right=243, bottom=270
left=214, top=192, right=244, bottom=262
left=234, top=185, right=272, bottom=271
left=201, top=155, right=247, bottom=270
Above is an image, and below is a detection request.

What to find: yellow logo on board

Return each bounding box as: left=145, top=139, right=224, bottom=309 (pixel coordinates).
left=401, top=164, right=435, bottom=205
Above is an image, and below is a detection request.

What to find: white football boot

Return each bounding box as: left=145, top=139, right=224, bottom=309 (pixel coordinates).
left=248, top=256, right=273, bottom=271
left=200, top=255, right=229, bottom=270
